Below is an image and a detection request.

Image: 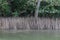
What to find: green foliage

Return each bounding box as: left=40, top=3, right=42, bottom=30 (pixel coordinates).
left=0, top=0, right=60, bottom=17
left=12, top=11, right=19, bottom=17
left=8, top=0, right=36, bottom=17
left=38, top=0, right=60, bottom=18
left=0, top=0, right=11, bottom=17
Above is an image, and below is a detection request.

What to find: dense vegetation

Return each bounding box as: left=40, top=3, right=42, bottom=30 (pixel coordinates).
left=0, top=0, right=60, bottom=17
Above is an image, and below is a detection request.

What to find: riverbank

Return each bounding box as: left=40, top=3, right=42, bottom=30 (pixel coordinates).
left=0, top=17, right=60, bottom=30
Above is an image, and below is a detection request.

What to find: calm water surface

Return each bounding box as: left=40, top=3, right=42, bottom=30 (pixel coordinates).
left=0, top=30, right=60, bottom=40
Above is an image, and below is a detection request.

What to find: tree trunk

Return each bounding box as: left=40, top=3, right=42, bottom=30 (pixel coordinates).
left=35, top=0, right=41, bottom=18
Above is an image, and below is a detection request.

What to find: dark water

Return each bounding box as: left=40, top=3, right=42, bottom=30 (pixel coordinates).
left=0, top=30, right=60, bottom=40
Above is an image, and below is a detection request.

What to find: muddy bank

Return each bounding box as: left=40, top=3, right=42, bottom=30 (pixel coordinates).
left=0, top=17, right=60, bottom=30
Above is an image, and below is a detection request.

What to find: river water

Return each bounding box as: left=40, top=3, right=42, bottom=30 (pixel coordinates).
left=0, top=30, right=60, bottom=40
